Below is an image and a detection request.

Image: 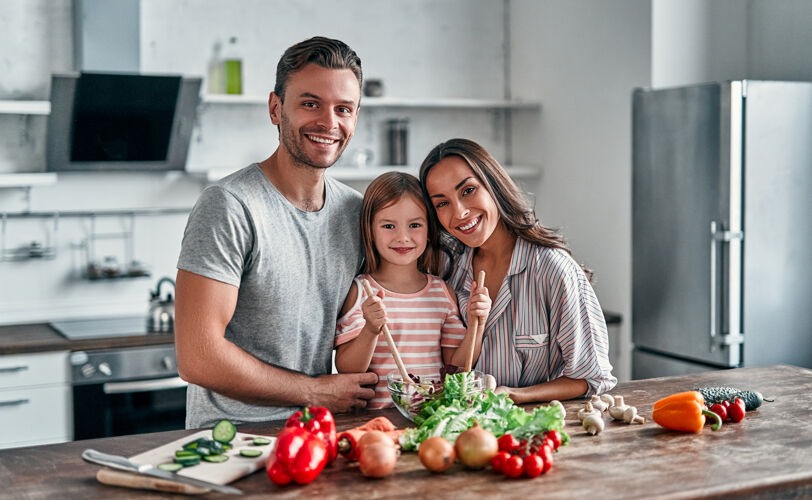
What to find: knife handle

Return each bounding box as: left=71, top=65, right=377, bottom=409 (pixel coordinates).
left=82, top=449, right=140, bottom=473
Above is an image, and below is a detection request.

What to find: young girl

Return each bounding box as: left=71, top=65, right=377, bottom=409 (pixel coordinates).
left=335, top=172, right=491, bottom=409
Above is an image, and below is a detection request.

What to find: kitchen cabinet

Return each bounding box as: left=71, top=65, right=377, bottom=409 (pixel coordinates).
left=0, top=350, right=72, bottom=449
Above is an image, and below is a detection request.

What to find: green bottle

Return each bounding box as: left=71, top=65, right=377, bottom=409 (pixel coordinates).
left=224, top=36, right=242, bottom=95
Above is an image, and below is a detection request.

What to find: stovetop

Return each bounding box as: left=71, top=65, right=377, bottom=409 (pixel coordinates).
left=50, top=315, right=156, bottom=340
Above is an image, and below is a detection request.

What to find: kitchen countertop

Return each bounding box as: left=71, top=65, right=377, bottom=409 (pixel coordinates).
left=1, top=364, right=809, bottom=499
left=0, top=322, right=174, bottom=355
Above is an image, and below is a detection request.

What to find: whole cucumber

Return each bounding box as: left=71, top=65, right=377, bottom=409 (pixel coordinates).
left=694, top=386, right=766, bottom=411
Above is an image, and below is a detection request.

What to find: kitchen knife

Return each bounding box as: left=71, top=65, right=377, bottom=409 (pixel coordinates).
left=82, top=449, right=243, bottom=495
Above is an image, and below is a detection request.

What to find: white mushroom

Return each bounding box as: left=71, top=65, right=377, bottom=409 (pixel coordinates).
left=582, top=413, right=604, bottom=435
left=609, top=395, right=628, bottom=421
left=622, top=406, right=646, bottom=424
left=578, top=401, right=601, bottom=422
left=600, top=394, right=616, bottom=407
left=590, top=395, right=609, bottom=412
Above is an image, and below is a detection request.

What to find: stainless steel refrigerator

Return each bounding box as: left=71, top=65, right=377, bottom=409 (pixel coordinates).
left=632, top=80, right=812, bottom=379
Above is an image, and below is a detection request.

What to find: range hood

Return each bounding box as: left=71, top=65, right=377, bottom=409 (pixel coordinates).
left=45, top=0, right=201, bottom=172
left=46, top=72, right=201, bottom=172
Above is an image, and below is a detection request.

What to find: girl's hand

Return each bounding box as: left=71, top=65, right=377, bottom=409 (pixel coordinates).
left=468, top=280, right=491, bottom=325
left=361, top=283, right=387, bottom=335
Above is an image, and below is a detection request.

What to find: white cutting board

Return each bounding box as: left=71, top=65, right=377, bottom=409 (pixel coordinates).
left=129, top=430, right=276, bottom=485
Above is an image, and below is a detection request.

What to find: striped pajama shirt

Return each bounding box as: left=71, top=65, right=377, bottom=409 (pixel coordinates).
left=446, top=237, right=617, bottom=397
left=335, top=274, right=466, bottom=408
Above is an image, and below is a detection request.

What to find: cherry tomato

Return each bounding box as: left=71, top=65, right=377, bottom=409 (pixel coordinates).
left=544, top=430, right=563, bottom=450
left=502, top=455, right=524, bottom=478
left=709, top=403, right=728, bottom=422
left=728, top=400, right=746, bottom=422
left=538, top=444, right=554, bottom=473
left=523, top=454, right=544, bottom=478
left=491, top=450, right=510, bottom=473
left=497, top=434, right=521, bottom=453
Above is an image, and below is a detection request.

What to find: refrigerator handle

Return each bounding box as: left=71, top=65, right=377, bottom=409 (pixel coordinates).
left=709, top=221, right=719, bottom=341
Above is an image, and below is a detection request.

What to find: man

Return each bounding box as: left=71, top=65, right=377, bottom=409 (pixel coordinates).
left=175, top=37, right=377, bottom=429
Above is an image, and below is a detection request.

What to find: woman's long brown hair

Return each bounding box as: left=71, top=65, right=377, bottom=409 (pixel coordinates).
left=360, top=171, right=441, bottom=275
left=418, top=138, right=592, bottom=280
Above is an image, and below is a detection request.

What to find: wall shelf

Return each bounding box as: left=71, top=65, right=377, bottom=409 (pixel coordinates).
left=0, top=173, right=58, bottom=188
left=201, top=94, right=541, bottom=110
left=0, top=100, right=51, bottom=115
left=201, top=165, right=541, bottom=183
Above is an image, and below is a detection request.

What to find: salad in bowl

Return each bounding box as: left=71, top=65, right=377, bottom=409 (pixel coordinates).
left=387, top=366, right=486, bottom=422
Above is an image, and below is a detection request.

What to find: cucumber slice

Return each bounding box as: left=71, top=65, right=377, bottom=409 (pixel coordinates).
left=182, top=437, right=206, bottom=450
left=202, top=454, right=230, bottom=463
left=175, top=450, right=198, bottom=458
left=174, top=455, right=201, bottom=467
left=212, top=419, right=237, bottom=444
left=239, top=449, right=263, bottom=458
left=157, top=462, right=183, bottom=472
left=252, top=437, right=271, bottom=446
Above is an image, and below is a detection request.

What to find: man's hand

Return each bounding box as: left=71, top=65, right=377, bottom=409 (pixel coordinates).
left=307, top=372, right=378, bottom=413
left=361, top=283, right=387, bottom=334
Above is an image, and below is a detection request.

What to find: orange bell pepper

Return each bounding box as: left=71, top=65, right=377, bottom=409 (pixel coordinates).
left=652, top=390, right=705, bottom=411
left=652, top=397, right=722, bottom=433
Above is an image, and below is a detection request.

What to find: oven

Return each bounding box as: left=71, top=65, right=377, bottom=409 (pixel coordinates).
left=51, top=316, right=187, bottom=440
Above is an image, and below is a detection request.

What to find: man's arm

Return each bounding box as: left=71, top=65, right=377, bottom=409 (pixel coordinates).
left=175, top=269, right=377, bottom=412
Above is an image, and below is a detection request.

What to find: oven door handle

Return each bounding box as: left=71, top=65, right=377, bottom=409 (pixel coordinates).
left=102, top=376, right=187, bottom=394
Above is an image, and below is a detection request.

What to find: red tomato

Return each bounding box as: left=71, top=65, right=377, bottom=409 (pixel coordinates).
left=728, top=400, right=746, bottom=422
left=502, top=455, right=524, bottom=478
left=544, top=430, right=562, bottom=450
left=709, top=403, right=728, bottom=422
left=721, top=400, right=731, bottom=409
left=538, top=444, right=554, bottom=473
left=523, top=454, right=544, bottom=478
left=491, top=450, right=510, bottom=472
left=497, top=434, right=521, bottom=453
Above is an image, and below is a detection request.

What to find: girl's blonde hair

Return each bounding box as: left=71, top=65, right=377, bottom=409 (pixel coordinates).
left=361, top=172, right=440, bottom=275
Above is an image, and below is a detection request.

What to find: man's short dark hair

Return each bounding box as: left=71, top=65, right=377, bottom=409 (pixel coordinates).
left=274, top=36, right=362, bottom=102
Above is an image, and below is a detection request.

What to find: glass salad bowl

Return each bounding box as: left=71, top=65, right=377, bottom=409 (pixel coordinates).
left=386, top=367, right=485, bottom=422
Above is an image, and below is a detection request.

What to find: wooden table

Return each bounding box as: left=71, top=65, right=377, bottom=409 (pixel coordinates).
left=1, top=364, right=810, bottom=499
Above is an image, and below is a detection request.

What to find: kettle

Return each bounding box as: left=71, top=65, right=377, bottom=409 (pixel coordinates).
left=147, top=277, right=175, bottom=333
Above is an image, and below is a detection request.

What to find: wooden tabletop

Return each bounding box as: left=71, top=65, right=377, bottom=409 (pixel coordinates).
left=1, top=364, right=810, bottom=499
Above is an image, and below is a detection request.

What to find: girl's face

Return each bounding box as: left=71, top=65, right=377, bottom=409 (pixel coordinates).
left=424, top=155, right=501, bottom=248
left=372, top=194, right=429, bottom=268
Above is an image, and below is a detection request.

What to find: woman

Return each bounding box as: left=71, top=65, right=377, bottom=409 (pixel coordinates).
left=419, top=138, right=616, bottom=403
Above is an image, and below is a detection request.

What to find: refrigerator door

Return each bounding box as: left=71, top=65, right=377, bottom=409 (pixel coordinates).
left=741, top=81, right=812, bottom=369
left=632, top=83, right=739, bottom=368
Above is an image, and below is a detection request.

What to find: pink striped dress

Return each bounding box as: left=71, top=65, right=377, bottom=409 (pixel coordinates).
left=446, top=237, right=617, bottom=397
left=335, top=274, right=466, bottom=409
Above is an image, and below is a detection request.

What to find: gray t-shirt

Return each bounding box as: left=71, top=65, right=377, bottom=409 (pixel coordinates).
left=177, top=164, right=362, bottom=428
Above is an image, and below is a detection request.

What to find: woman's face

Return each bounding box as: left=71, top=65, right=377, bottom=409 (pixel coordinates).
left=424, top=156, right=500, bottom=248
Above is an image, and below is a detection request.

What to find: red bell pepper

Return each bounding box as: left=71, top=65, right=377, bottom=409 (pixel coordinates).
left=266, top=426, right=328, bottom=485
left=285, top=407, right=338, bottom=464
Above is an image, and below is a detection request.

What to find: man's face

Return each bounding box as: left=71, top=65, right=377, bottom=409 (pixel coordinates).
left=270, top=64, right=360, bottom=169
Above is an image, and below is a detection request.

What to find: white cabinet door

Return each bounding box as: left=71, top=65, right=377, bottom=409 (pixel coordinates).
left=0, top=385, right=72, bottom=448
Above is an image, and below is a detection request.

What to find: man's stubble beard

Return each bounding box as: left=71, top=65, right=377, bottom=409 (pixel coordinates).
left=279, top=110, right=348, bottom=171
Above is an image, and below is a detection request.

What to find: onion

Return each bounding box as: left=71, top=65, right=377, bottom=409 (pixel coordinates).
left=454, top=421, right=498, bottom=469
left=359, top=442, right=397, bottom=478
left=357, top=430, right=392, bottom=451
left=418, top=436, right=456, bottom=472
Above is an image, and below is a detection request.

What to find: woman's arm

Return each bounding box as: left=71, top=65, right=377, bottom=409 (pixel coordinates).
left=445, top=281, right=490, bottom=367
left=494, top=377, right=588, bottom=404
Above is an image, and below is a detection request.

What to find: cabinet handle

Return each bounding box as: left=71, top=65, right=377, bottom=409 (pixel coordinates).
left=0, top=398, right=30, bottom=407
left=0, top=365, right=29, bottom=373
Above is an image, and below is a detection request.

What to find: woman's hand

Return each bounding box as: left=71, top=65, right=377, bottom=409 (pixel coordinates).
left=493, top=386, right=511, bottom=397
left=467, top=281, right=491, bottom=326
left=361, top=286, right=387, bottom=335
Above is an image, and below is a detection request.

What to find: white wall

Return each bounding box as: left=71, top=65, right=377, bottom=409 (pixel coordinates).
left=510, top=0, right=652, bottom=382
